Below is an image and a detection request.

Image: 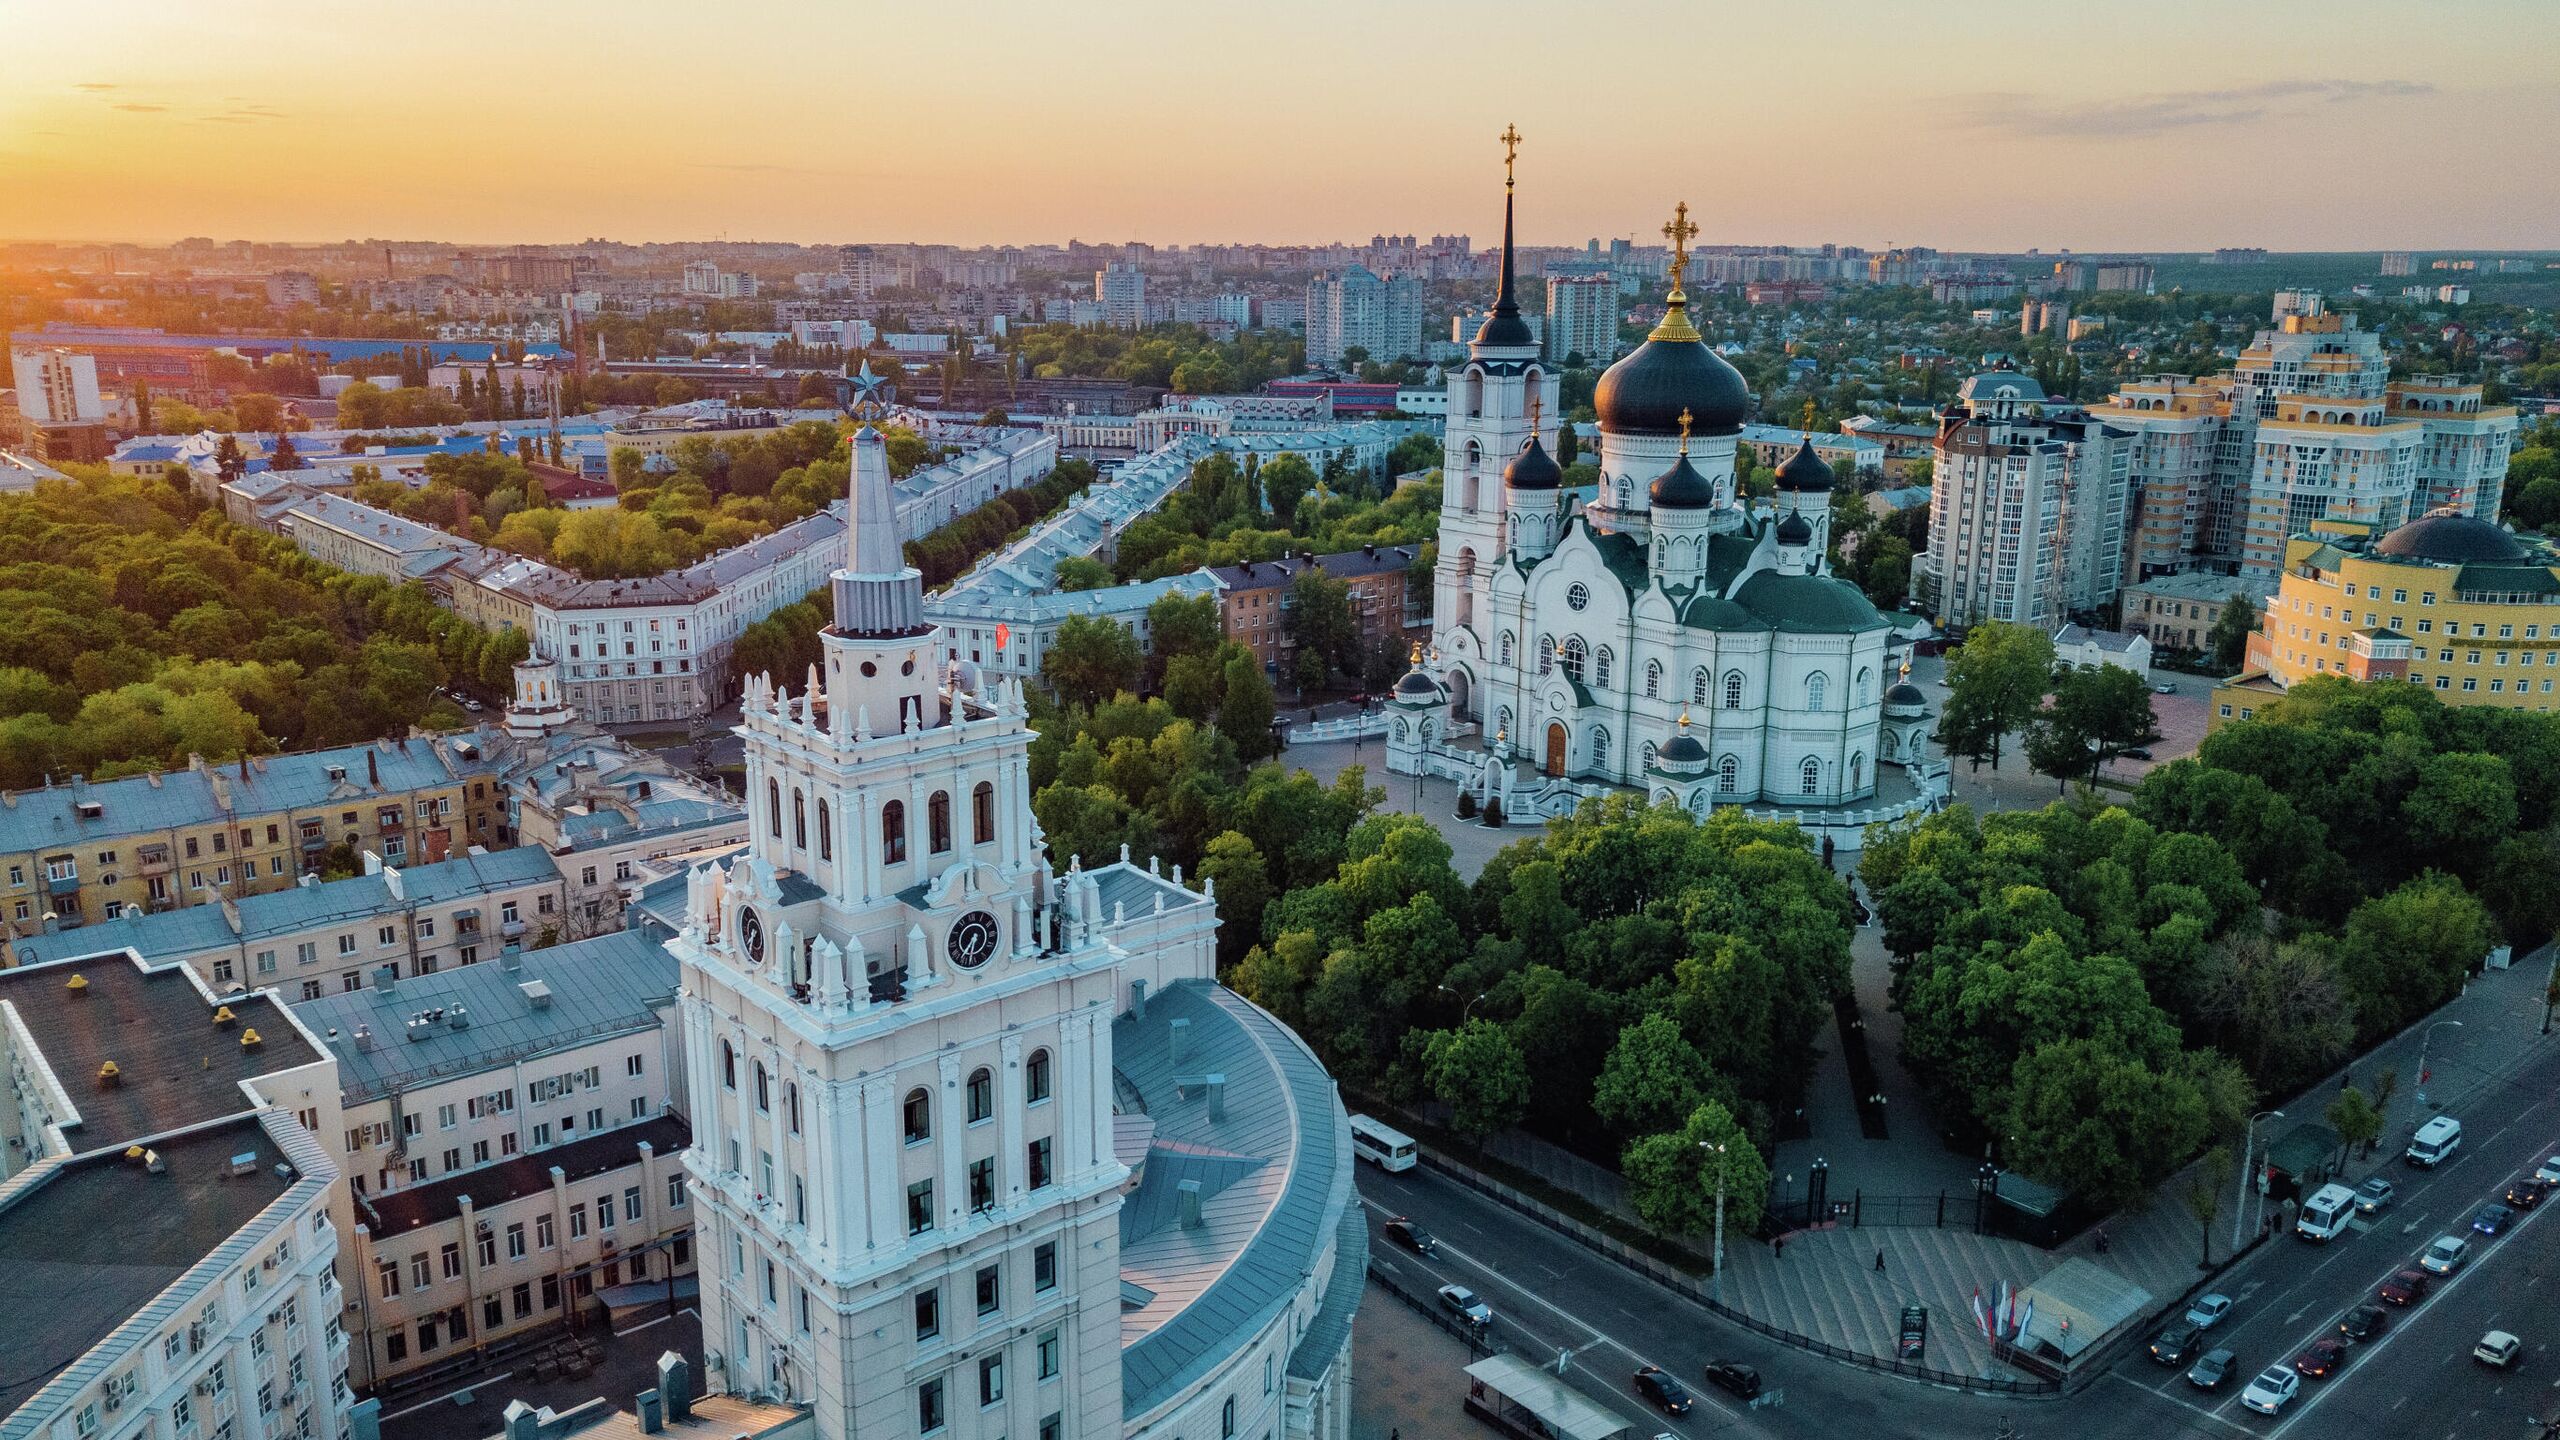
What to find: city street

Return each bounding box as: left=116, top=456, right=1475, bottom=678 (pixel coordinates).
left=1356, top=1021, right=2560, bottom=1440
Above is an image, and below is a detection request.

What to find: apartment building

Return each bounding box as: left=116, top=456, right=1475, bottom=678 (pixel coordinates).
left=2120, top=571, right=2276, bottom=654
left=506, top=734, right=748, bottom=935
left=1304, top=265, right=1423, bottom=368
left=280, top=929, right=687, bottom=1388
left=0, top=733, right=510, bottom=942
left=1916, top=372, right=2133, bottom=627
left=6, top=846, right=563, bottom=991
left=0, top=951, right=352, bottom=1440
left=1207, top=545, right=1425, bottom=675
left=1095, top=263, right=1146, bottom=330
left=1544, top=274, right=1621, bottom=365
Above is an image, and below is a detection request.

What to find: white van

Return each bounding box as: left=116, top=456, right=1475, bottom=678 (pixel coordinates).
left=1348, top=1114, right=1418, bottom=1172
left=2296, top=1182, right=2358, bottom=1241
left=2407, top=1115, right=2464, bottom=1168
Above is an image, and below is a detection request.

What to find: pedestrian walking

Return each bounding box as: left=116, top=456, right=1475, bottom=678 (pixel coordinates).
left=1874, top=1248, right=1886, bottom=1272
left=1773, top=1236, right=1785, bottom=1261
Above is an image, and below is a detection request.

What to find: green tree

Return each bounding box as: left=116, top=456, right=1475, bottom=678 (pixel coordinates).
left=1042, top=613, right=1142, bottom=709
left=1198, top=830, right=1273, bottom=968
left=1423, top=1019, right=1532, bottom=1144
left=266, top=434, right=303, bottom=472
left=1161, top=651, right=1226, bottom=722
left=1284, top=569, right=1358, bottom=680
left=1936, top=620, right=2054, bottom=770
left=1261, top=453, right=1316, bottom=528
left=1145, top=591, right=1223, bottom=671
left=1590, top=1013, right=1710, bottom=1144
left=2027, top=664, right=2156, bottom=785
left=1054, top=556, right=1113, bottom=592
left=1219, top=648, right=1278, bottom=761
left=2336, top=872, right=2492, bottom=1041
left=2326, top=1083, right=2384, bottom=1161
left=2184, top=1145, right=2233, bottom=1267
left=1620, top=1101, right=1769, bottom=1238
left=2208, top=593, right=2261, bottom=671
left=2003, top=1036, right=2210, bottom=1209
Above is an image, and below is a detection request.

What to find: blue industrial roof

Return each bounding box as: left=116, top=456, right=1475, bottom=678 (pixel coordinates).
left=11, top=325, right=568, bottom=364
left=1116, top=980, right=1351, bottom=1419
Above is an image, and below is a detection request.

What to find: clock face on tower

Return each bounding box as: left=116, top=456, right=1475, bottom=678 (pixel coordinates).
left=738, top=906, right=765, bottom=965
left=947, top=910, right=1000, bottom=970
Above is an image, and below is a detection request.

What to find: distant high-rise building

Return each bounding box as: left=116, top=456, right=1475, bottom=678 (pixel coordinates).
left=1544, top=273, right=1620, bottom=365
left=10, top=348, right=103, bottom=426
left=838, top=244, right=885, bottom=300
left=266, top=270, right=321, bottom=307
left=1917, top=371, right=2133, bottom=626
left=681, top=260, right=724, bottom=296
left=1095, top=261, right=1146, bottom=329
left=2021, top=299, right=2069, bottom=337
left=2208, top=247, right=2270, bottom=265
left=1212, top=292, right=1254, bottom=328
left=2094, top=261, right=2155, bottom=293
left=1304, top=265, right=1421, bottom=368
left=2381, top=251, right=2417, bottom=276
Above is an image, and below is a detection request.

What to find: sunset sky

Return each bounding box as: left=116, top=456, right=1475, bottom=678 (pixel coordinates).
left=3, top=0, right=2555, bottom=252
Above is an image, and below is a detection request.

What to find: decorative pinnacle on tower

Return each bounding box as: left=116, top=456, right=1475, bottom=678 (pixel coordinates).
left=831, top=426, right=928, bottom=638
left=1651, top=202, right=1703, bottom=344
left=1473, top=124, right=1537, bottom=352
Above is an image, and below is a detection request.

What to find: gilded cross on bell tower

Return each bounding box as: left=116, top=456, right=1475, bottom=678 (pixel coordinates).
left=1662, top=201, right=1698, bottom=293
left=1500, top=124, right=1522, bottom=189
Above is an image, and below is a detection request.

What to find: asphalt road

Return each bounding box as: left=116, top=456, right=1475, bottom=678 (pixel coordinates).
left=1360, top=1045, right=2560, bottom=1440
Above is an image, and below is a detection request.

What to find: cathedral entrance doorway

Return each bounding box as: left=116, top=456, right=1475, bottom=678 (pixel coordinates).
left=1446, top=669, right=1471, bottom=722
left=1544, top=723, right=1568, bottom=778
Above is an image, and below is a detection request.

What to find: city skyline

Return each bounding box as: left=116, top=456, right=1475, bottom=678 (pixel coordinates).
left=5, top=0, right=2558, bottom=251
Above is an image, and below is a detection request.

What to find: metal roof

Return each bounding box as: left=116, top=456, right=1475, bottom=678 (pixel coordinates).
left=1462, top=1355, right=1639, bottom=1440
left=1115, top=981, right=1351, bottom=1419
left=287, top=929, right=675, bottom=1103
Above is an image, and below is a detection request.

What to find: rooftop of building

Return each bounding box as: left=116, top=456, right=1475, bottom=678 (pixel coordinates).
left=468, top=1389, right=804, bottom=1440
left=2054, top=624, right=2146, bottom=652
left=1113, top=979, right=1351, bottom=1418
left=289, top=929, right=675, bottom=1104
left=1206, top=545, right=1420, bottom=591
left=11, top=324, right=569, bottom=363
left=9, top=846, right=558, bottom=969
left=2126, top=571, right=2279, bottom=604
left=0, top=732, right=504, bottom=856
left=362, top=1111, right=689, bottom=1239
left=0, top=1116, right=294, bottom=1421
left=0, top=952, right=324, bottom=1152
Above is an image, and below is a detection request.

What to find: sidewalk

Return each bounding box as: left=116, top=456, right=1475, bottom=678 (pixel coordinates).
left=1351, top=1280, right=1482, bottom=1440
left=1722, top=941, right=2559, bottom=1381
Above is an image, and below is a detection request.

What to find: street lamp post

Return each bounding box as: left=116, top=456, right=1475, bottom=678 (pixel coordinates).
left=2234, top=1108, right=2284, bottom=1254
left=2417, top=1019, right=2464, bottom=1110
left=1437, top=983, right=1486, bottom=1024
left=1700, top=1140, right=1729, bottom=1305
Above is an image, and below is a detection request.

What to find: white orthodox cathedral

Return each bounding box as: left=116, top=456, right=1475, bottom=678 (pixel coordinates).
left=668, top=429, right=1360, bottom=1440
left=1397, top=145, right=1935, bottom=821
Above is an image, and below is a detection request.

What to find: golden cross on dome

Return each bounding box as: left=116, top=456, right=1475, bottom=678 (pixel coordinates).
left=1801, top=399, right=1817, bottom=437
left=1677, top=406, right=1694, bottom=455
left=1410, top=639, right=1424, bottom=664
left=1500, top=124, right=1522, bottom=189
left=1662, top=201, right=1698, bottom=291
left=1528, top=389, right=1543, bottom=433
left=1677, top=707, right=1692, bottom=731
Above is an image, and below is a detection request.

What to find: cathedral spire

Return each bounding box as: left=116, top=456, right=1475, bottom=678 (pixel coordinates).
left=1471, top=124, right=1537, bottom=352
left=831, top=426, right=928, bottom=637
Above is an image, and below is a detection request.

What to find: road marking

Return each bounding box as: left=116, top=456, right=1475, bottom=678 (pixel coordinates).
left=2104, top=1372, right=2258, bottom=1437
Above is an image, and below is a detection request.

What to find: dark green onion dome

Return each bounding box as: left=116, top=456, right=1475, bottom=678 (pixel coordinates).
left=1884, top=680, right=1928, bottom=711
left=1774, top=436, right=1835, bottom=492
left=1656, top=731, right=1708, bottom=766
left=1649, top=454, right=1716, bottom=510
left=1393, top=666, right=1442, bottom=700
left=1775, top=512, right=1814, bottom=546
left=1594, top=300, right=1750, bottom=436
left=1503, top=433, right=1563, bottom=491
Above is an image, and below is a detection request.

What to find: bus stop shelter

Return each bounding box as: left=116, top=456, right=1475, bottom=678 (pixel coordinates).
left=1463, top=1355, right=1639, bottom=1440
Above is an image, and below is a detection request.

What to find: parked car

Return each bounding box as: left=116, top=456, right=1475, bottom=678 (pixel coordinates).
left=2150, top=1324, right=2203, bottom=1366
left=2508, top=1176, right=2552, bottom=1211
left=1383, top=1218, right=1436, bottom=1255
left=1437, top=1285, right=1492, bottom=1327
left=460, top=696, right=485, bottom=713
left=2338, top=1305, right=2388, bottom=1343
left=2420, top=1235, right=2471, bottom=1274
left=1700, top=1362, right=1761, bottom=1401
left=2476, top=1331, right=2524, bottom=1368
left=2120, top=747, right=2155, bottom=761
left=2293, top=1338, right=2350, bottom=1379
left=2380, top=1267, right=2432, bottom=1305
left=1630, top=1366, right=1692, bottom=1417
left=2354, top=1177, right=2397, bottom=1215
left=2186, top=1348, right=2236, bottom=1391
left=2185, top=1294, right=2234, bottom=1330
left=2152, top=683, right=2177, bottom=695
left=2241, top=1365, right=2301, bottom=1415
left=2473, top=1202, right=2516, bottom=1237
left=1898, top=1304, right=1928, bottom=1360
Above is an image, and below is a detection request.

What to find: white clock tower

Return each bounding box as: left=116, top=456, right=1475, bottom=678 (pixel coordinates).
left=674, top=425, right=1135, bottom=1440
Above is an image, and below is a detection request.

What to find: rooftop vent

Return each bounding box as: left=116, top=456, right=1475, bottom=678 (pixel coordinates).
left=74, top=800, right=102, bottom=820
left=325, top=764, right=347, bottom=783
left=1177, top=1178, right=1203, bottom=1230
left=211, top=1005, right=237, bottom=1029
left=97, top=1061, right=121, bottom=1087
left=519, top=979, right=554, bottom=1010
left=229, top=1152, right=258, bottom=1178
left=64, top=973, right=87, bottom=994
left=240, top=1028, right=263, bottom=1050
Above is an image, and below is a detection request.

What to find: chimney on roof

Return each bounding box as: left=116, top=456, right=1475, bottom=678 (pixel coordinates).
left=1168, top=1016, right=1190, bottom=1069
left=656, top=1353, right=693, bottom=1424
left=367, top=751, right=379, bottom=786
left=1129, top=977, right=1148, bottom=1020
left=1204, top=1074, right=1226, bottom=1120
left=1177, top=1178, right=1203, bottom=1230
left=372, top=963, right=399, bottom=994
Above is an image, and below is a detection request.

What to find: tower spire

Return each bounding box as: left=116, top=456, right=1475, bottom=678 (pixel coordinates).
left=1471, top=125, right=1536, bottom=351
left=832, top=426, right=928, bottom=637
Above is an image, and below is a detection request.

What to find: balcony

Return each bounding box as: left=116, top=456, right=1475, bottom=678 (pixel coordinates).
left=137, top=846, right=174, bottom=877
left=44, top=871, right=78, bottom=897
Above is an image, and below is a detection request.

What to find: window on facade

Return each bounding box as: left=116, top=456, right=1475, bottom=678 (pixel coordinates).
left=1724, top=672, right=1745, bottom=710
left=980, top=1356, right=1006, bottom=1408
left=1038, top=1330, right=1061, bottom=1381
left=967, top=1068, right=994, bottom=1123
left=973, top=782, right=996, bottom=845
left=1537, top=636, right=1553, bottom=675
left=908, top=1179, right=935, bottom=1234
left=766, top=779, right=782, bottom=839
left=1035, top=1240, right=1058, bottom=1292
left=1644, top=660, right=1661, bottom=699
left=1595, top=647, right=1614, bottom=688
left=791, top=789, right=807, bottom=849
left=816, top=799, right=831, bottom=861
left=929, top=791, right=952, bottom=854
left=915, top=1287, right=941, bottom=1340
left=904, top=1087, right=931, bottom=1142
left=1806, top=672, right=1828, bottom=711
left=969, top=1156, right=996, bottom=1212
left=1591, top=727, right=1610, bottom=769
left=721, top=1040, right=736, bottom=1090
left=1561, top=637, right=1586, bottom=683
left=918, top=1379, right=946, bottom=1435
left=883, top=801, right=907, bottom=864
left=755, top=1063, right=771, bottom=1112
left=976, top=1263, right=1002, bottom=1315
left=1719, top=756, right=1739, bottom=793
left=1499, top=632, right=1514, bottom=665
left=1800, top=757, right=1821, bottom=795
left=1026, top=1049, right=1052, bottom=1103
left=1029, top=1136, right=1053, bottom=1190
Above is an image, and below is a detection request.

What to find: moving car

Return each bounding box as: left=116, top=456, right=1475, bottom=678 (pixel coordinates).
left=2508, top=1176, right=2552, bottom=1211
left=2537, top=1155, right=2560, bottom=1185
left=2407, top=1114, right=2464, bottom=1168
left=2476, top=1331, right=2523, bottom=1368
left=2150, top=1324, right=2203, bottom=1366
left=1630, top=1366, right=1692, bottom=1417
left=2472, top=1202, right=2515, bottom=1237
left=2241, top=1365, right=2301, bottom=1415
left=2293, top=1337, right=2349, bottom=1379
left=2379, top=1267, right=2431, bottom=1305
left=2420, top=1235, right=2471, bottom=1274
left=1700, top=1362, right=1762, bottom=1401
left=1898, top=1304, right=1928, bottom=1361
left=2354, top=1177, right=2396, bottom=1215
left=1437, top=1284, right=1492, bottom=1327
left=2184, top=1294, right=2234, bottom=1330
left=2186, top=1348, right=2236, bottom=1391
left=1382, top=1218, right=1436, bottom=1255
left=2297, top=1183, right=2358, bottom=1241
left=2338, top=1305, right=2388, bottom=1343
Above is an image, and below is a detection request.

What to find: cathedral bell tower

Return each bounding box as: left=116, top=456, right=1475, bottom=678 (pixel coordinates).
left=1431, top=123, right=1559, bottom=722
